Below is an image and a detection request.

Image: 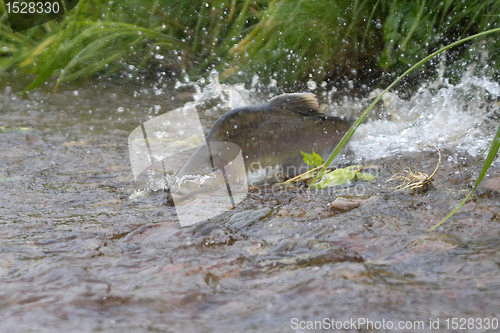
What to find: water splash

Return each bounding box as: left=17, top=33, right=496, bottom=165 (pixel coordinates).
left=165, top=173, right=217, bottom=191
left=173, top=70, right=500, bottom=165
left=175, top=71, right=258, bottom=112
left=348, top=73, right=500, bottom=162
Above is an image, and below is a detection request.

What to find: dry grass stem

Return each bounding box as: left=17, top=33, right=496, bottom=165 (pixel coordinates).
left=280, top=163, right=328, bottom=184
left=387, top=144, right=441, bottom=192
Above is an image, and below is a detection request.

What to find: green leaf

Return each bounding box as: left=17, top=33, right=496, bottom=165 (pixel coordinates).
left=312, top=151, right=324, bottom=166
left=311, top=166, right=359, bottom=189
left=301, top=150, right=324, bottom=169
left=301, top=151, right=316, bottom=167
left=355, top=171, right=375, bottom=181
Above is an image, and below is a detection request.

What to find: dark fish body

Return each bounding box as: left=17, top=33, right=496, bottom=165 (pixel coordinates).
left=178, top=93, right=351, bottom=184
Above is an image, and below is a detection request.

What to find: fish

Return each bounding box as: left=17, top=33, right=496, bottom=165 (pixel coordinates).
left=176, top=93, right=351, bottom=185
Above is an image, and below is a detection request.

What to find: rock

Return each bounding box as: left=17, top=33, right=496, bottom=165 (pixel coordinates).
left=330, top=197, right=367, bottom=213
left=256, top=239, right=364, bottom=269
left=484, top=176, right=500, bottom=193
left=225, top=207, right=272, bottom=230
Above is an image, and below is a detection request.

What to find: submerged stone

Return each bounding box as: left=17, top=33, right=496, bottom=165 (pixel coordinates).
left=226, top=207, right=272, bottom=230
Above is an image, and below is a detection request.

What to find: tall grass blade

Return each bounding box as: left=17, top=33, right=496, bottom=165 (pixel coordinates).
left=428, top=122, right=500, bottom=231
left=308, top=27, right=500, bottom=193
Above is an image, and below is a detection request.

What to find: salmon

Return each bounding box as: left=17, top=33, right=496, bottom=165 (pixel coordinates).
left=177, top=93, right=351, bottom=185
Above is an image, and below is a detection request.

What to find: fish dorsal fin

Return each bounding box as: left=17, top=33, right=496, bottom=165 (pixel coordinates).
left=268, top=93, right=324, bottom=117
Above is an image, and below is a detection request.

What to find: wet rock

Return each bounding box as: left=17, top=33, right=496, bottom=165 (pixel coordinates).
left=25, top=133, right=44, bottom=147
left=373, top=234, right=463, bottom=265
left=34, top=234, right=77, bottom=246
left=0, top=258, right=11, bottom=276
left=275, top=195, right=333, bottom=221
left=271, top=239, right=334, bottom=254
left=225, top=207, right=272, bottom=230
left=484, top=176, right=500, bottom=193
left=256, top=239, right=364, bottom=269
left=193, top=221, right=224, bottom=236
left=122, top=223, right=161, bottom=242
left=330, top=196, right=367, bottom=213
left=295, top=247, right=364, bottom=267
left=192, top=221, right=244, bottom=247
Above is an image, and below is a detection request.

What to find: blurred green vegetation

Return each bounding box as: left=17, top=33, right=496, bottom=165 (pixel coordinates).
left=0, top=0, right=498, bottom=92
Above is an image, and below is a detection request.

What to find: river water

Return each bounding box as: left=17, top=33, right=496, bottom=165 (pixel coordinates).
left=1, top=70, right=500, bottom=332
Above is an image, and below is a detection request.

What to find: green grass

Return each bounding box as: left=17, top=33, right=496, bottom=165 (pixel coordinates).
left=0, top=0, right=499, bottom=91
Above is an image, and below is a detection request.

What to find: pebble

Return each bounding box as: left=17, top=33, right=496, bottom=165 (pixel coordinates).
left=330, top=197, right=367, bottom=213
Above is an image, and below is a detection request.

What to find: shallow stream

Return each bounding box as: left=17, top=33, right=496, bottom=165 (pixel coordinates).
left=1, top=72, right=500, bottom=332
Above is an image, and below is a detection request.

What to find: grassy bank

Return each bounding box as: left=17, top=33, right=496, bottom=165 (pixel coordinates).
left=0, top=0, right=499, bottom=92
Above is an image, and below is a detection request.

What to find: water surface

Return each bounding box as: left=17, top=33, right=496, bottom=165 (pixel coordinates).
left=1, top=72, right=500, bottom=332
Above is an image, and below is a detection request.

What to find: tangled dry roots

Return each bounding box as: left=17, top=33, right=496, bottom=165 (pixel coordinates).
left=387, top=144, right=441, bottom=193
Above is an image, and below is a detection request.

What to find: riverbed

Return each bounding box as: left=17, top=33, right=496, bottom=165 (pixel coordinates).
left=1, top=72, right=500, bottom=332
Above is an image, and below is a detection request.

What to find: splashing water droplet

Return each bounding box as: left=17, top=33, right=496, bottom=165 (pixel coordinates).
left=307, top=80, right=317, bottom=90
